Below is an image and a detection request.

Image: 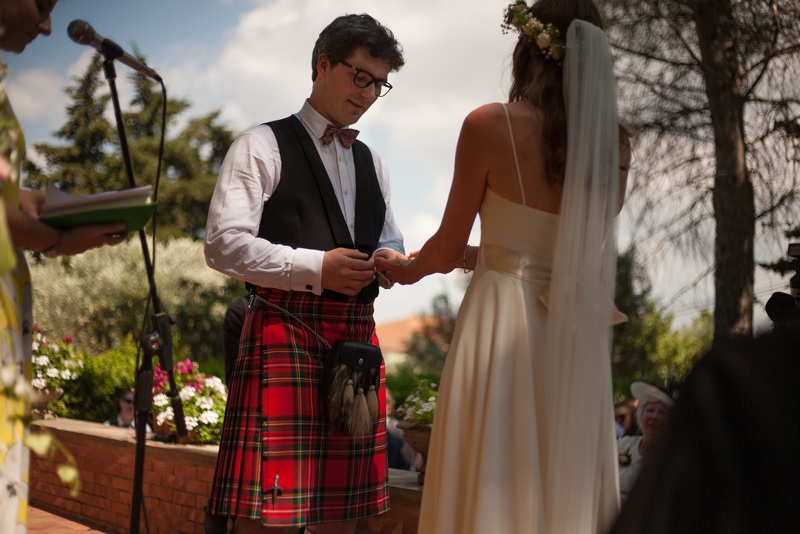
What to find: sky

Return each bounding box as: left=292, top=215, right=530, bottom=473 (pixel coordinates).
left=4, top=0, right=788, bottom=329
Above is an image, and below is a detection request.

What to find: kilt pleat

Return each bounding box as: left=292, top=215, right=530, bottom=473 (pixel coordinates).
left=208, top=288, right=389, bottom=527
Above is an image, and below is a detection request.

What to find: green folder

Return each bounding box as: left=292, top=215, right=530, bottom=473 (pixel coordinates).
left=40, top=202, right=157, bottom=233
left=39, top=184, right=156, bottom=233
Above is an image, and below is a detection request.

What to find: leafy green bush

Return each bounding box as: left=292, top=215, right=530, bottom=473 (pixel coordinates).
left=32, top=328, right=139, bottom=422
left=395, top=378, right=438, bottom=425
left=385, top=361, right=441, bottom=413
left=29, top=237, right=244, bottom=362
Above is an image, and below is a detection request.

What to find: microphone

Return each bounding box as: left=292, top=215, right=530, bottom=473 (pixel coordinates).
left=67, top=19, right=162, bottom=82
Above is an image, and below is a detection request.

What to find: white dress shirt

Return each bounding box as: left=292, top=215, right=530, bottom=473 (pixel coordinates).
left=204, top=101, right=404, bottom=295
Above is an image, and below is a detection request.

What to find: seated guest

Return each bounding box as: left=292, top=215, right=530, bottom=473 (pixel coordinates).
left=612, top=327, right=800, bottom=533
left=104, top=388, right=151, bottom=431
left=617, top=381, right=674, bottom=503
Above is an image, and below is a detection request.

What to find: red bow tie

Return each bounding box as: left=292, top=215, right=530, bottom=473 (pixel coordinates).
left=320, top=124, right=359, bottom=149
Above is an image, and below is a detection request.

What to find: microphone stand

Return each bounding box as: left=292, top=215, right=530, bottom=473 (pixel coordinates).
left=99, top=56, right=187, bottom=533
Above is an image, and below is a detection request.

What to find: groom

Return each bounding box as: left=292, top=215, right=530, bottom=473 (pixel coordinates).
left=203, top=13, right=406, bottom=534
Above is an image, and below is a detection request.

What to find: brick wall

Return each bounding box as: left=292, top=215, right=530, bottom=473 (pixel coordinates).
left=29, top=419, right=421, bottom=533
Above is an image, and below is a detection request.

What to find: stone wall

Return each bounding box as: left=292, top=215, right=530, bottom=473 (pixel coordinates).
left=30, top=419, right=421, bottom=534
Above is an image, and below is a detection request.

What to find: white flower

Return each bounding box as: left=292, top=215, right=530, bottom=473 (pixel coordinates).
left=179, top=385, right=197, bottom=401
left=536, top=32, right=551, bottom=50
left=157, top=407, right=174, bottom=426
left=46, top=367, right=60, bottom=378
left=31, top=377, right=47, bottom=390
left=204, top=376, right=226, bottom=394
left=198, top=410, right=219, bottom=425
left=153, top=393, right=170, bottom=408
left=60, top=369, right=74, bottom=380
left=184, top=416, right=199, bottom=431
left=196, top=397, right=215, bottom=410
left=33, top=355, right=49, bottom=366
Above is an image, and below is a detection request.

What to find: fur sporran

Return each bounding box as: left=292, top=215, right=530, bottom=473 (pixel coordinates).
left=321, top=340, right=383, bottom=437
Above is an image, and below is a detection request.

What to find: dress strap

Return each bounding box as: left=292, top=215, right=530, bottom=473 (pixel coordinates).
left=502, top=103, right=526, bottom=205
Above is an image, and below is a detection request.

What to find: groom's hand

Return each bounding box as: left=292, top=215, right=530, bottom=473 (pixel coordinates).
left=322, top=248, right=375, bottom=296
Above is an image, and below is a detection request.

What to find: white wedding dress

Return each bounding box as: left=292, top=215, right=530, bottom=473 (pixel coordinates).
left=418, top=32, right=621, bottom=527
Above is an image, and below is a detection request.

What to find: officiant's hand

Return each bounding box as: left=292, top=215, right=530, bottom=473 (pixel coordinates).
left=57, top=222, right=128, bottom=256
left=19, top=189, right=47, bottom=218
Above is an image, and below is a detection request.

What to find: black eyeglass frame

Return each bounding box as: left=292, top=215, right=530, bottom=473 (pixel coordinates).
left=339, top=60, right=393, bottom=97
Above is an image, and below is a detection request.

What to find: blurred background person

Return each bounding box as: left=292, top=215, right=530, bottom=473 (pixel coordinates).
left=612, top=328, right=800, bottom=533
left=104, top=388, right=151, bottom=432
left=615, top=399, right=639, bottom=437
left=617, top=381, right=674, bottom=503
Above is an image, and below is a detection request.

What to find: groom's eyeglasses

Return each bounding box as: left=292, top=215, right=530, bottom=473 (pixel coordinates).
left=340, top=60, right=393, bottom=97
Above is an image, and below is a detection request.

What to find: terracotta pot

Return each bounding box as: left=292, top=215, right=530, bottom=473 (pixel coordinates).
left=31, top=387, right=64, bottom=410
left=397, top=421, right=432, bottom=484
left=153, top=416, right=196, bottom=444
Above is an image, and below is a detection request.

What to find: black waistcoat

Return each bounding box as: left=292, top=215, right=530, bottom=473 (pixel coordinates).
left=257, top=115, right=386, bottom=303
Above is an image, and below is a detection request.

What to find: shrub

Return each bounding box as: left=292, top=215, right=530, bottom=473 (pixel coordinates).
left=29, top=237, right=244, bottom=361
left=32, top=328, right=139, bottom=422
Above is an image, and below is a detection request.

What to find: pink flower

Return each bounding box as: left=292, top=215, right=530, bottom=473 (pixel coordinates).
left=62, top=335, right=73, bottom=344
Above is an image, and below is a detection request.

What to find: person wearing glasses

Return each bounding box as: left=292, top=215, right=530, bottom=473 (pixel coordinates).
left=203, top=14, right=405, bottom=534
left=615, top=399, right=639, bottom=437
left=104, top=388, right=150, bottom=431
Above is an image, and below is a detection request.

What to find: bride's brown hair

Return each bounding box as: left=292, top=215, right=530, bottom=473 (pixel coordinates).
left=508, top=0, right=604, bottom=185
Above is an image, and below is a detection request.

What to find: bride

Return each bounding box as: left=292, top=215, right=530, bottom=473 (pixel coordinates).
left=376, top=0, right=631, bottom=531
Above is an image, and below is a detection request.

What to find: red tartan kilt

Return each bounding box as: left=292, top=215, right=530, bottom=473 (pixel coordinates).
left=209, top=288, right=389, bottom=527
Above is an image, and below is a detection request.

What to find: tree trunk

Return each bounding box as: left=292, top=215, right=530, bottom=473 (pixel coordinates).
left=692, top=0, right=754, bottom=341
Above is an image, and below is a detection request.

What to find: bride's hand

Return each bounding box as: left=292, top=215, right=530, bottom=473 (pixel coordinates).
left=374, top=255, right=419, bottom=286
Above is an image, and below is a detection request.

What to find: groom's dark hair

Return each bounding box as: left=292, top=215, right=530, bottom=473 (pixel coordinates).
left=311, top=13, right=405, bottom=81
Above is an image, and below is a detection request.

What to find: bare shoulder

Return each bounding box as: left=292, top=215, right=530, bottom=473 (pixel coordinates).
left=461, top=103, right=510, bottom=139
left=464, top=102, right=506, bottom=125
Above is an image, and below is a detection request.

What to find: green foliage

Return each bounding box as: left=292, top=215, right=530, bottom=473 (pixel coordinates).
left=404, top=293, right=456, bottom=375
left=386, top=361, right=441, bottom=412
left=29, top=237, right=244, bottom=361
left=32, top=327, right=137, bottom=423
left=395, top=378, right=438, bottom=425
left=24, top=55, right=117, bottom=193
left=78, top=336, right=139, bottom=422
left=611, top=245, right=708, bottom=398
left=649, top=309, right=713, bottom=383
left=24, top=53, right=234, bottom=239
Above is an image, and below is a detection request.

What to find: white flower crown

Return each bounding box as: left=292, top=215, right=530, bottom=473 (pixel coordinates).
left=502, top=0, right=566, bottom=63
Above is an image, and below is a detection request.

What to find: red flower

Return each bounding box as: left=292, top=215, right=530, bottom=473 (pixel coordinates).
left=62, top=335, right=73, bottom=344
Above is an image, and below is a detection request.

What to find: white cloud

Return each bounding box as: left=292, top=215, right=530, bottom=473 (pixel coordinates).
left=5, top=0, right=743, bottom=327
left=5, top=68, right=66, bottom=132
